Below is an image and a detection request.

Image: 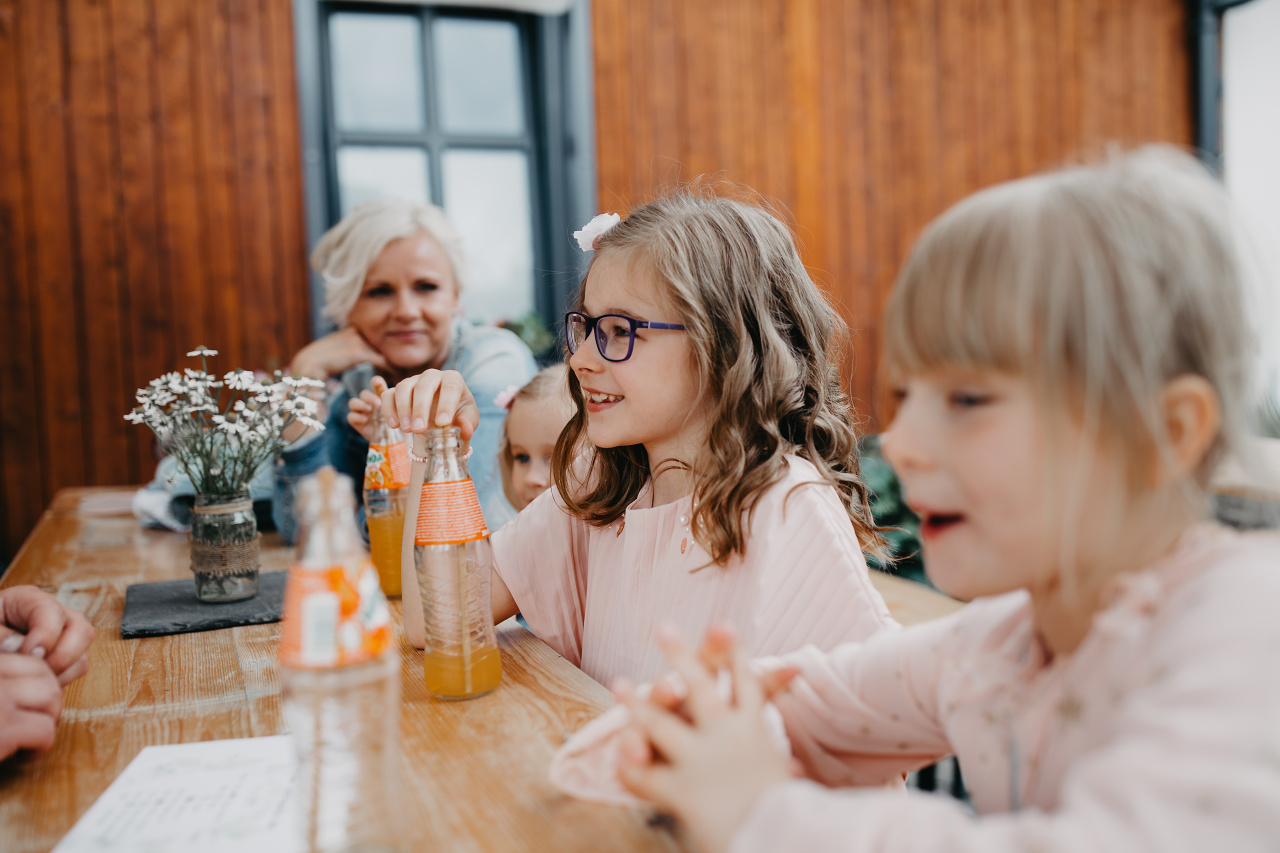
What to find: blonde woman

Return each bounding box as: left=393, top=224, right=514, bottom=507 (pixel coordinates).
left=276, top=200, right=536, bottom=541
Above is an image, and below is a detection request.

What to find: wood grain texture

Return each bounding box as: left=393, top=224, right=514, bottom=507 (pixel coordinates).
left=591, top=0, right=1192, bottom=426
left=0, top=0, right=310, bottom=561
left=0, top=489, right=962, bottom=852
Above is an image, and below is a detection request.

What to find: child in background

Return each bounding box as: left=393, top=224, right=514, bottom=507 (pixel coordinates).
left=614, top=148, right=1280, bottom=852
left=495, top=364, right=576, bottom=511
left=381, top=192, right=897, bottom=687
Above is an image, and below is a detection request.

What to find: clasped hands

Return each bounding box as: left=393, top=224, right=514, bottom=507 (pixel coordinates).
left=611, top=625, right=802, bottom=853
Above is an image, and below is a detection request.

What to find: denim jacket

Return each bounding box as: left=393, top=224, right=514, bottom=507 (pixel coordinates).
left=273, top=320, right=537, bottom=544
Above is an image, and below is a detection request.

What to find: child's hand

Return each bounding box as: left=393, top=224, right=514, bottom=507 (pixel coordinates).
left=381, top=369, right=481, bottom=440
left=616, top=626, right=795, bottom=853
left=0, top=654, right=62, bottom=759
left=347, top=376, right=389, bottom=443
left=0, top=586, right=93, bottom=687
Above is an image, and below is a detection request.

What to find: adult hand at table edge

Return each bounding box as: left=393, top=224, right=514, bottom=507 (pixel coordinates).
left=0, top=586, right=94, bottom=681
left=0, top=653, right=63, bottom=761
left=288, top=326, right=389, bottom=383
left=380, top=369, right=479, bottom=441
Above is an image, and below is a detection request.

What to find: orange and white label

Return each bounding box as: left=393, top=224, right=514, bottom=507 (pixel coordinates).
left=280, top=559, right=392, bottom=669
left=414, top=479, right=488, bottom=545
left=364, top=442, right=411, bottom=489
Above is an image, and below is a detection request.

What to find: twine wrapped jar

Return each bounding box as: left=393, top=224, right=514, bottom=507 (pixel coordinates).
left=190, top=490, right=260, bottom=602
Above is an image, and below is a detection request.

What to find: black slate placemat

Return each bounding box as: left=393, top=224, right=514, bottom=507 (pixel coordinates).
left=120, top=571, right=288, bottom=639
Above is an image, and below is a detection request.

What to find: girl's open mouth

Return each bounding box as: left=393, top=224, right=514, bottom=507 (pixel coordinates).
left=920, top=513, right=964, bottom=539
left=584, top=391, right=623, bottom=412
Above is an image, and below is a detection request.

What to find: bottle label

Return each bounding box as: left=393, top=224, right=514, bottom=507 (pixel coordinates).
left=415, top=479, right=489, bottom=545
left=365, top=442, right=411, bottom=489
left=280, top=559, right=392, bottom=669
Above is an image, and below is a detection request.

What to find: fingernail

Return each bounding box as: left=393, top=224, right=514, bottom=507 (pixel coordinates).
left=30, top=646, right=46, bottom=660
left=0, top=635, right=23, bottom=653
left=386, top=416, right=398, bottom=428
left=412, top=418, right=426, bottom=431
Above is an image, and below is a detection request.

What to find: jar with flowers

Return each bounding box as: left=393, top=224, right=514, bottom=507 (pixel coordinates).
left=125, top=346, right=325, bottom=602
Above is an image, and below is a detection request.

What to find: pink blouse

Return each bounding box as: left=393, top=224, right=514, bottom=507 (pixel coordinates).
left=738, top=524, right=1280, bottom=852
left=490, top=455, right=896, bottom=686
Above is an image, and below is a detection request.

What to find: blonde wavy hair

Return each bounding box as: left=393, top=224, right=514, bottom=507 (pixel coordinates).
left=883, top=145, right=1252, bottom=501
left=311, top=200, right=468, bottom=326
left=553, top=190, right=888, bottom=564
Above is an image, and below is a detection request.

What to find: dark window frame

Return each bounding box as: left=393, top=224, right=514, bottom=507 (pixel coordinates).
left=293, top=0, right=597, bottom=341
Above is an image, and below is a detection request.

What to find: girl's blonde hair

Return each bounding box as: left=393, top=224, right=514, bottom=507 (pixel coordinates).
left=311, top=200, right=468, bottom=326
left=883, top=145, right=1252, bottom=494
left=553, top=190, right=888, bottom=564
left=498, top=364, right=572, bottom=508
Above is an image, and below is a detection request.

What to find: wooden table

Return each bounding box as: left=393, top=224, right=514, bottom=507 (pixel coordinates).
left=0, top=488, right=962, bottom=853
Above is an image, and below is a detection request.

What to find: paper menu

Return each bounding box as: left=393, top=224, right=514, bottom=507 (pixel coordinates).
left=53, top=735, right=301, bottom=853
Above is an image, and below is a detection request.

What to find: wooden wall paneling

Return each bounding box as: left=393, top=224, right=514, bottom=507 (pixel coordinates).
left=1026, top=0, right=1065, bottom=174
left=859, top=0, right=898, bottom=419
left=109, top=0, right=169, bottom=413
left=228, top=0, right=276, bottom=372
left=192, top=0, right=245, bottom=371
left=784, top=0, right=822, bottom=270
left=153, top=1, right=211, bottom=371
left=973, top=0, right=1016, bottom=189
left=0, top=0, right=42, bottom=558
left=264, top=0, right=310, bottom=368
left=21, top=0, right=88, bottom=504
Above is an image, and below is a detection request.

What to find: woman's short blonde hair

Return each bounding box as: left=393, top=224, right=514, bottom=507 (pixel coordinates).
left=311, top=200, right=468, bottom=326
left=883, top=145, right=1253, bottom=492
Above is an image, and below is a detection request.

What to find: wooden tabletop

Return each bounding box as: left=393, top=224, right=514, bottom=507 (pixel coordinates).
left=0, top=488, right=962, bottom=853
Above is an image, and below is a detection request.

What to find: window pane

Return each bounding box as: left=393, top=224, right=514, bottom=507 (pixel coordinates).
left=337, top=146, right=431, bottom=216
left=330, top=13, right=424, bottom=133
left=442, top=150, right=534, bottom=323
left=434, top=19, right=524, bottom=136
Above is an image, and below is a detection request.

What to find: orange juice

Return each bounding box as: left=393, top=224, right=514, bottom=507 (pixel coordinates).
left=366, top=510, right=405, bottom=597
left=423, top=645, right=502, bottom=699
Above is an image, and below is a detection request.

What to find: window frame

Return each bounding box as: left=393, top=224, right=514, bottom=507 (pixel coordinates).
left=293, top=0, right=597, bottom=340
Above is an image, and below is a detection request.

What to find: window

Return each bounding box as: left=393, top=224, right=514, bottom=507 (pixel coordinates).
left=294, top=1, right=596, bottom=344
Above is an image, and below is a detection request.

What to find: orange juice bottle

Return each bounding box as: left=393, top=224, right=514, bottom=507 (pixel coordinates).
left=363, top=408, right=410, bottom=597
left=280, top=467, right=401, bottom=853
left=412, top=426, right=502, bottom=700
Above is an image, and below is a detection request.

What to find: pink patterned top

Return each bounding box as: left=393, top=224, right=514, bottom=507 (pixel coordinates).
left=738, top=524, right=1280, bottom=852
left=489, top=455, right=896, bottom=686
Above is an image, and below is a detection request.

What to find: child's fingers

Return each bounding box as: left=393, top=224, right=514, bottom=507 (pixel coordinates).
left=656, top=626, right=727, bottom=725
left=617, top=725, right=653, bottom=767
left=371, top=375, right=389, bottom=396
left=57, top=653, right=90, bottom=687
left=728, top=644, right=763, bottom=711
left=695, top=624, right=736, bottom=674
left=618, top=759, right=679, bottom=811
left=625, top=692, right=695, bottom=759
left=760, top=666, right=800, bottom=702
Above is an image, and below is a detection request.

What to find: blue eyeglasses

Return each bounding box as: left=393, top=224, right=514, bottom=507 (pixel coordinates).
left=564, top=311, right=687, bottom=363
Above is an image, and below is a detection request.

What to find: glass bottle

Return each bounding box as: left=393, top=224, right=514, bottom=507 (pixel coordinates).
left=363, top=408, right=410, bottom=597
left=280, top=467, right=401, bottom=853
left=414, top=427, right=502, bottom=700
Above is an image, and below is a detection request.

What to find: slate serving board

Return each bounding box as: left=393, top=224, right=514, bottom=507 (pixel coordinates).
left=120, top=571, right=288, bottom=639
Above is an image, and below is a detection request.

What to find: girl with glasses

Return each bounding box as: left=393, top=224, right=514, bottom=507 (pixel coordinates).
left=381, top=191, right=896, bottom=687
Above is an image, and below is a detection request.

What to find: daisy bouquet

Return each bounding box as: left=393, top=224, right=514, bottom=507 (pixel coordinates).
left=125, top=346, right=325, bottom=495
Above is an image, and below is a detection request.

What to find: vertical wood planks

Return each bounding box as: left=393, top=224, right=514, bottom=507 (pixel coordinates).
left=591, top=0, right=1194, bottom=429
left=0, top=0, right=311, bottom=560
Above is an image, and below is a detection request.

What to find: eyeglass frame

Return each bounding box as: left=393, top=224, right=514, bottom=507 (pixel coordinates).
left=564, top=311, right=687, bottom=363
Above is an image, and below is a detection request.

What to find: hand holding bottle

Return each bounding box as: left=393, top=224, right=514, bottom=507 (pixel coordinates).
left=379, top=369, right=480, bottom=439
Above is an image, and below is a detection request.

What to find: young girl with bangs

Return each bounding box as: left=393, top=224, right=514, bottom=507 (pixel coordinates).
left=611, top=148, right=1280, bottom=852
left=380, top=192, right=897, bottom=686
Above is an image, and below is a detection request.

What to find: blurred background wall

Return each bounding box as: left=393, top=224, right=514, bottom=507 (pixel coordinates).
left=591, top=0, right=1191, bottom=427
left=0, top=0, right=311, bottom=559
left=0, top=0, right=1193, bottom=559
